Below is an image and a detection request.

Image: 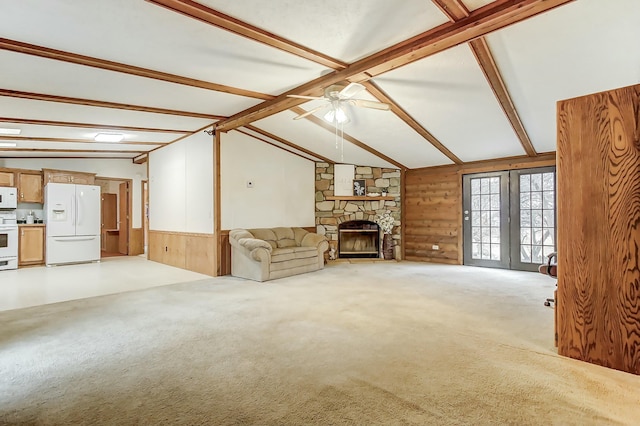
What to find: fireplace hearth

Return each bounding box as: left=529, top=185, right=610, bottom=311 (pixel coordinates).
left=338, top=220, right=379, bottom=258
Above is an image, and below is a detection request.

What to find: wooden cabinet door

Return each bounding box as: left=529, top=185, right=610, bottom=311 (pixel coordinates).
left=45, top=171, right=71, bottom=183
left=0, top=170, right=15, bottom=187
left=18, top=172, right=43, bottom=203
left=71, top=173, right=95, bottom=185
left=18, top=226, right=45, bottom=265
left=44, top=169, right=95, bottom=185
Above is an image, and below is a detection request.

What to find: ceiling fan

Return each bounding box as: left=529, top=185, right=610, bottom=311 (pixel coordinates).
left=288, top=82, right=390, bottom=124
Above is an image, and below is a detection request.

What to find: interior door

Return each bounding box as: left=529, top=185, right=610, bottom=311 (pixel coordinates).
left=118, top=182, right=129, bottom=255
left=462, top=172, right=510, bottom=268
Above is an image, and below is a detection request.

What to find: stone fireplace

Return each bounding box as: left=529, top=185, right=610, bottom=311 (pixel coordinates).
left=314, top=163, right=402, bottom=260
left=338, top=220, right=379, bottom=258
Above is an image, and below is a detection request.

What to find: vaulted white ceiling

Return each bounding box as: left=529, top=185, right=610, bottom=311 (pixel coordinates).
left=0, top=0, right=638, bottom=166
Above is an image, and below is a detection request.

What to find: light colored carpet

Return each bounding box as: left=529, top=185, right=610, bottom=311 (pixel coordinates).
left=1, top=262, right=639, bottom=425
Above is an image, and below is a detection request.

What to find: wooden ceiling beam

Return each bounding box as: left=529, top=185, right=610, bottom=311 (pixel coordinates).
left=0, top=38, right=272, bottom=101
left=244, top=125, right=333, bottom=164
left=148, top=122, right=217, bottom=153
left=216, top=0, right=575, bottom=131
left=145, top=0, right=347, bottom=70
left=0, top=135, right=163, bottom=146
left=469, top=37, right=536, bottom=156
left=362, top=81, right=462, bottom=165
left=0, top=89, right=222, bottom=120
left=431, top=1, right=537, bottom=157
left=1, top=155, right=138, bottom=159
left=133, top=154, right=148, bottom=164
left=0, top=117, right=190, bottom=134
left=0, top=147, right=142, bottom=154
left=290, top=106, right=407, bottom=170
left=431, top=0, right=470, bottom=21
left=236, top=129, right=320, bottom=163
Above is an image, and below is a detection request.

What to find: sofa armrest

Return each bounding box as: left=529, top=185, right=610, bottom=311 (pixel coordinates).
left=230, top=236, right=272, bottom=262
left=301, top=232, right=328, bottom=248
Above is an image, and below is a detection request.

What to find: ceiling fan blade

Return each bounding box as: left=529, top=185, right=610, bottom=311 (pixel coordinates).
left=350, top=99, right=391, bottom=111
left=293, top=105, right=327, bottom=120
left=338, top=82, right=365, bottom=99
left=287, top=94, right=324, bottom=100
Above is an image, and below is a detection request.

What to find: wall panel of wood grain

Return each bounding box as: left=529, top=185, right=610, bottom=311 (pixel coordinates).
left=405, top=156, right=557, bottom=265
left=557, top=83, right=640, bottom=375
left=129, top=228, right=144, bottom=256
left=404, top=171, right=461, bottom=264
left=149, top=230, right=215, bottom=276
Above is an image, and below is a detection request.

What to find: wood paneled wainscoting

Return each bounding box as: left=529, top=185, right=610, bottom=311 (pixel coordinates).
left=149, top=231, right=215, bottom=276
left=556, top=84, right=640, bottom=375
left=129, top=228, right=144, bottom=256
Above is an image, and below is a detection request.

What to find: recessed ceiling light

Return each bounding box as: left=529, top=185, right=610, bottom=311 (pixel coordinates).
left=0, top=142, right=17, bottom=147
left=94, top=133, right=125, bottom=142
left=0, top=128, right=21, bottom=135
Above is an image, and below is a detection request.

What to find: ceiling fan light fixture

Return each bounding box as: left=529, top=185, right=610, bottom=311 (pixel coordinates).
left=0, top=128, right=21, bottom=135
left=324, top=104, right=349, bottom=124
left=94, top=133, right=125, bottom=142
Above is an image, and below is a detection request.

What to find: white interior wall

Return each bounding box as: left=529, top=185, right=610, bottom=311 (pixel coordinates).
left=148, top=131, right=213, bottom=234
left=221, top=130, right=315, bottom=229
left=0, top=158, right=145, bottom=228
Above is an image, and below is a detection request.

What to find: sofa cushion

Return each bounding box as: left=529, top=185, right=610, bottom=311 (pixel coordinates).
left=270, top=256, right=318, bottom=272
left=273, top=227, right=295, bottom=241
left=293, top=227, right=308, bottom=245
left=249, top=228, right=278, bottom=249
left=277, top=239, right=297, bottom=248
left=271, top=246, right=317, bottom=263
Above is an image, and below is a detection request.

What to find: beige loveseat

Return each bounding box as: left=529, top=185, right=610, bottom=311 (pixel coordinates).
left=229, top=227, right=329, bottom=282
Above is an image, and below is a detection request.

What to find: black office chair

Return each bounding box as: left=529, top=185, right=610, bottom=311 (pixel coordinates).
left=538, top=252, right=557, bottom=307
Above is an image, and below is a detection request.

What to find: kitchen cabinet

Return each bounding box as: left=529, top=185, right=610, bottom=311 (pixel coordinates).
left=18, top=225, right=45, bottom=266
left=43, top=169, right=96, bottom=185
left=18, top=171, right=43, bottom=203
left=0, top=169, right=15, bottom=187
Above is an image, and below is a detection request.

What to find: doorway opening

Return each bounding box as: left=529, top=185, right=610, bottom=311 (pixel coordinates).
left=95, top=178, right=132, bottom=258
left=462, top=167, right=556, bottom=271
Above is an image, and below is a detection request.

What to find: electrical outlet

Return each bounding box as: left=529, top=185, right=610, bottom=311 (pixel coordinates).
left=246, top=180, right=254, bottom=188
left=432, top=244, right=439, bottom=250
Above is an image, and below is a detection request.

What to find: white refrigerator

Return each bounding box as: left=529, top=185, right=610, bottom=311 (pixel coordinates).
left=45, top=183, right=101, bottom=266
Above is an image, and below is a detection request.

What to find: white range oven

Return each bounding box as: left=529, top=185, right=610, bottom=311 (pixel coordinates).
left=0, top=188, right=19, bottom=270
left=0, top=212, right=18, bottom=271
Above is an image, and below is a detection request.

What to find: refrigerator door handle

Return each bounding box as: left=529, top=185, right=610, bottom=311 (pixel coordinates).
left=77, top=194, right=83, bottom=226
left=71, top=194, right=76, bottom=227
left=52, top=236, right=97, bottom=242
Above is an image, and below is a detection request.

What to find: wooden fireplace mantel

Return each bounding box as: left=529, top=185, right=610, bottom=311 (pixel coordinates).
left=326, top=196, right=394, bottom=201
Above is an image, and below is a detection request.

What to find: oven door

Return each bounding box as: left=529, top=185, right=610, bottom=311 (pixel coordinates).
left=0, top=225, right=18, bottom=258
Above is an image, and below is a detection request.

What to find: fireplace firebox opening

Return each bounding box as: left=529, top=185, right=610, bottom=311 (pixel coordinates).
left=338, top=220, right=380, bottom=259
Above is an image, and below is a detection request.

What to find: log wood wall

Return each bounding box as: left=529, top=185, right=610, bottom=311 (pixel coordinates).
left=556, top=83, right=640, bottom=375
left=404, top=170, right=462, bottom=264
left=404, top=155, right=557, bottom=265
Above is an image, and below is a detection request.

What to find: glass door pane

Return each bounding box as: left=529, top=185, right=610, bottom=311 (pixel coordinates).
left=510, top=167, right=556, bottom=271
left=463, top=171, right=509, bottom=269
